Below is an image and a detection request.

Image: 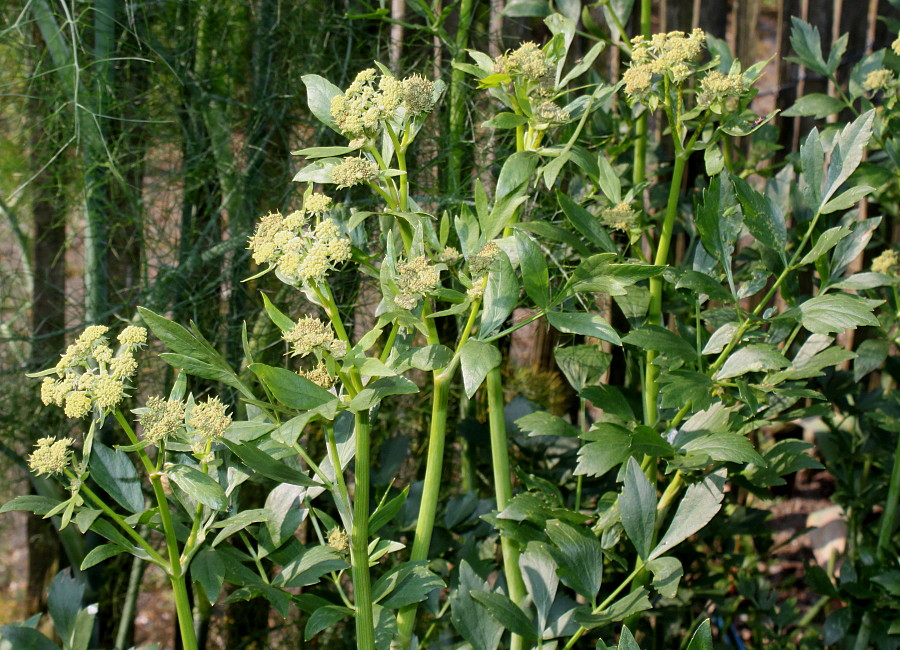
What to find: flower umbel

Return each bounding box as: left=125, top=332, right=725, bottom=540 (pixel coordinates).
left=140, top=396, right=186, bottom=444
left=332, top=157, right=379, bottom=188
left=190, top=397, right=232, bottom=441
left=601, top=202, right=640, bottom=232
left=28, top=437, right=75, bottom=476
left=395, top=256, right=440, bottom=309
left=872, top=249, right=900, bottom=276
left=284, top=316, right=346, bottom=358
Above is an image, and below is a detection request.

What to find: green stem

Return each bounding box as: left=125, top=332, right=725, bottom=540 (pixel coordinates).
left=486, top=366, right=527, bottom=650
left=171, top=571, right=198, bottom=650
left=877, top=430, right=900, bottom=557
left=396, top=375, right=451, bottom=646
left=351, top=410, right=376, bottom=650
left=644, top=152, right=689, bottom=427
left=562, top=564, right=643, bottom=650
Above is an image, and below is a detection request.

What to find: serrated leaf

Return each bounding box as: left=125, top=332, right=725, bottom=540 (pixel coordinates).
left=790, top=294, right=881, bottom=335
left=680, top=433, right=764, bottom=464
left=799, top=226, right=851, bottom=265
left=781, top=93, right=845, bottom=118
left=305, top=606, right=353, bottom=641
left=732, top=175, right=786, bottom=261
left=648, top=557, right=683, bottom=598
left=191, top=548, right=225, bottom=605
left=716, top=344, right=789, bottom=380
left=450, top=562, right=503, bottom=650
left=546, top=520, right=603, bottom=601
left=470, top=591, right=538, bottom=641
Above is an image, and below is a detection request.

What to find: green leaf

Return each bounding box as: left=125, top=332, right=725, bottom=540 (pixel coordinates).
left=503, top=0, right=552, bottom=17
left=686, top=619, right=713, bottom=650
left=482, top=112, right=530, bottom=128
left=618, top=627, right=641, bottom=650
left=518, top=544, right=558, bottom=631
left=48, top=569, right=85, bottom=647
left=574, top=588, right=651, bottom=629
left=680, top=433, right=764, bottom=465
left=704, top=145, right=725, bottom=176
left=555, top=345, right=611, bottom=392
left=787, top=17, right=829, bottom=76
left=275, top=546, right=347, bottom=589
left=546, top=520, right=604, bottom=601
left=370, top=486, right=409, bottom=533
left=732, top=175, right=786, bottom=261
left=265, top=483, right=308, bottom=548
left=832, top=217, right=880, bottom=277
left=301, top=74, right=343, bottom=132
left=378, top=564, right=444, bottom=609
left=90, top=441, right=144, bottom=513
left=658, top=371, right=713, bottom=411
left=305, top=606, right=353, bottom=641
left=460, top=340, right=502, bottom=398
left=0, top=625, right=60, bottom=650
left=824, top=607, right=852, bottom=645
left=483, top=152, right=538, bottom=240
left=159, top=353, right=237, bottom=387
left=221, top=439, right=317, bottom=487
left=716, top=344, right=789, bottom=380
left=261, top=293, right=295, bottom=331
left=80, top=543, right=127, bottom=570
left=450, top=562, right=503, bottom=650
left=516, top=231, right=550, bottom=308
left=166, top=464, right=227, bottom=511
left=799, top=226, right=851, bottom=265
left=575, top=424, right=632, bottom=478
left=694, top=175, right=740, bottom=293
left=622, top=325, right=696, bottom=364
left=558, top=192, right=616, bottom=253
left=823, top=110, right=875, bottom=206
left=396, top=344, right=453, bottom=371
left=781, top=93, right=845, bottom=118
left=547, top=312, right=621, bottom=346
left=516, top=411, right=580, bottom=438
left=620, top=458, right=656, bottom=560
left=790, top=294, right=881, bottom=335
left=580, top=385, right=634, bottom=421
left=137, top=307, right=213, bottom=363
left=0, top=495, right=61, bottom=515
left=348, top=375, right=419, bottom=412
left=820, top=185, right=874, bottom=214
left=470, top=591, right=538, bottom=641
left=291, top=145, right=357, bottom=158
left=481, top=250, right=518, bottom=336
left=250, top=363, right=335, bottom=411
left=191, top=548, right=226, bottom=605
left=647, top=557, right=683, bottom=598
left=650, top=472, right=726, bottom=560
left=854, top=339, right=890, bottom=382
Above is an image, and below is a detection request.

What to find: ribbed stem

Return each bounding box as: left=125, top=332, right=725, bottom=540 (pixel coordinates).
left=644, top=153, right=688, bottom=427
left=351, top=410, right=376, bottom=650
left=486, top=366, right=527, bottom=650
left=396, top=376, right=451, bottom=646
left=877, top=431, right=900, bottom=557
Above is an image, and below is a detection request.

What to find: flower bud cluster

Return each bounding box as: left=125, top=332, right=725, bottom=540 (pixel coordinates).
left=468, top=242, right=501, bottom=277
left=284, top=316, right=348, bottom=359
left=697, top=70, right=747, bottom=113
left=495, top=42, right=554, bottom=86
left=600, top=202, right=640, bottom=232
left=332, top=157, right=379, bottom=188
left=40, top=325, right=146, bottom=418
left=330, top=69, right=436, bottom=139
left=139, top=396, right=186, bottom=444
left=300, top=361, right=335, bottom=388
left=394, top=256, right=441, bottom=309
left=190, top=397, right=232, bottom=443
left=28, top=437, right=75, bottom=476
left=864, top=69, right=896, bottom=93
left=893, top=33, right=900, bottom=57
left=247, top=208, right=352, bottom=285
left=624, top=29, right=707, bottom=101
left=872, top=249, right=900, bottom=276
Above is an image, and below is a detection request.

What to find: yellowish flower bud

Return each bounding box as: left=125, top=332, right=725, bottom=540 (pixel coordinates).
left=28, top=437, right=74, bottom=476
left=190, top=397, right=232, bottom=440
left=140, top=396, right=186, bottom=444
left=64, top=391, right=92, bottom=419
left=332, top=157, right=379, bottom=187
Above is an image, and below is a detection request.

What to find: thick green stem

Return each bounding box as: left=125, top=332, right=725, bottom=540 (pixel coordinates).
left=171, top=572, right=198, bottom=650
left=877, top=431, right=900, bottom=557
left=448, top=0, right=475, bottom=193
left=644, top=153, right=688, bottom=426
left=396, top=376, right=451, bottom=646
left=351, top=410, right=376, bottom=650
left=486, top=367, right=527, bottom=650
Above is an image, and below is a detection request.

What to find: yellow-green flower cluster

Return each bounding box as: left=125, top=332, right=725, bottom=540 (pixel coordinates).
left=496, top=42, right=554, bottom=85
left=600, top=202, right=639, bottom=232
left=395, top=256, right=441, bottom=309
left=139, top=396, right=186, bottom=444
left=190, top=397, right=232, bottom=441
left=469, top=242, right=501, bottom=277
left=535, top=101, right=570, bottom=125
left=332, top=157, right=379, bottom=188
left=284, top=316, right=348, bottom=359
left=893, top=33, right=900, bottom=57
left=864, top=69, right=896, bottom=93
left=872, top=249, right=900, bottom=276
left=304, top=193, right=332, bottom=213
left=697, top=70, right=746, bottom=112
left=300, top=361, right=334, bottom=388
left=330, top=68, right=436, bottom=138
left=624, top=29, right=707, bottom=101
left=28, top=437, right=75, bottom=476
left=247, top=208, right=351, bottom=285
left=327, top=527, right=350, bottom=553
left=40, top=325, right=145, bottom=418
